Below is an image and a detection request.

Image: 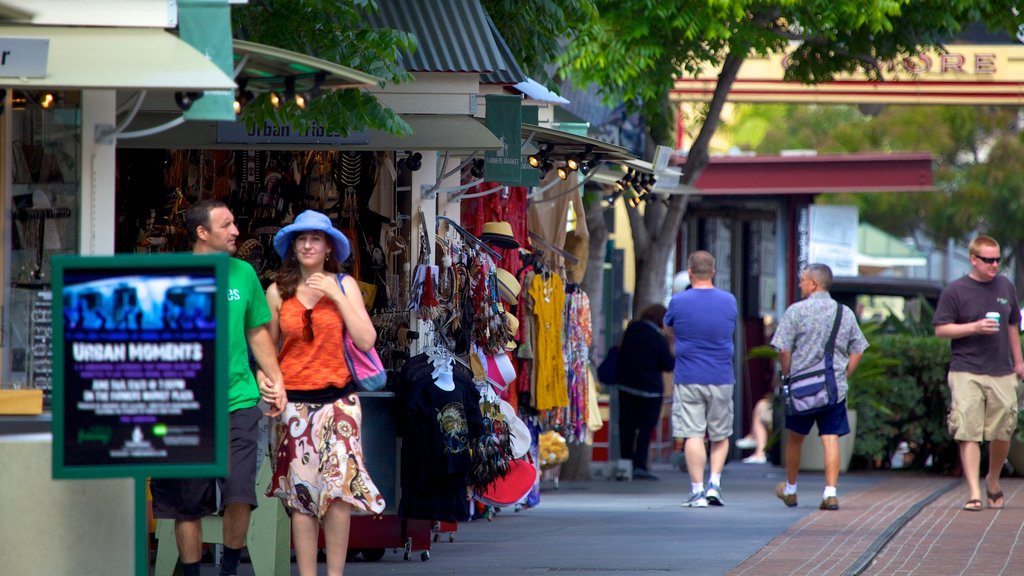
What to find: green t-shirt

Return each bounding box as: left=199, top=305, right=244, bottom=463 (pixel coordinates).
left=226, top=257, right=271, bottom=411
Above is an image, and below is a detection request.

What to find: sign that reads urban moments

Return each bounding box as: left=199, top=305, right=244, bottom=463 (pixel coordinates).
left=484, top=94, right=523, bottom=185
left=51, top=254, right=229, bottom=480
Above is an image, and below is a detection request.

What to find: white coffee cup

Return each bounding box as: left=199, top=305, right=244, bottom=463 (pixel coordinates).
left=986, top=311, right=1001, bottom=323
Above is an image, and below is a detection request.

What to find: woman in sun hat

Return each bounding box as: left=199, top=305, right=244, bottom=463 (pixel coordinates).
left=261, top=209, right=385, bottom=576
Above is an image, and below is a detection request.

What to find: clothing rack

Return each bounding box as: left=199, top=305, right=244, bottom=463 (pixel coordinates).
left=528, top=232, right=579, bottom=264
left=436, top=215, right=502, bottom=260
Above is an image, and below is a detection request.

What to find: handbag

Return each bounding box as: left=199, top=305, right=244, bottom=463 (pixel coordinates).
left=337, top=273, right=387, bottom=392
left=782, top=302, right=843, bottom=416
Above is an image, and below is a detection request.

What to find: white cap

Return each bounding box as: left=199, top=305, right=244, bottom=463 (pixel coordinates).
left=672, top=271, right=691, bottom=293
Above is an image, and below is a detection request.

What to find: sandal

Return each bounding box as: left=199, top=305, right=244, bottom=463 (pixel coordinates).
left=963, top=499, right=983, bottom=511
left=987, top=490, right=1005, bottom=510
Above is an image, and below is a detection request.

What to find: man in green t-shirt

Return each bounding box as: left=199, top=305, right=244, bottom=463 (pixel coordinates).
left=150, top=199, right=286, bottom=576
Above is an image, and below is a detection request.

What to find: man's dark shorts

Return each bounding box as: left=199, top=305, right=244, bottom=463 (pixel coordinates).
left=785, top=400, right=851, bottom=437
left=152, top=406, right=261, bottom=521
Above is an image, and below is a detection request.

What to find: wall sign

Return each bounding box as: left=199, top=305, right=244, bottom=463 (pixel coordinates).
left=217, top=121, right=369, bottom=145
left=484, top=94, right=523, bottom=185
left=51, top=253, right=229, bottom=480
left=0, top=37, right=49, bottom=78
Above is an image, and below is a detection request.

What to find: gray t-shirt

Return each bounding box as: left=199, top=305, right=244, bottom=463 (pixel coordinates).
left=933, top=274, right=1021, bottom=376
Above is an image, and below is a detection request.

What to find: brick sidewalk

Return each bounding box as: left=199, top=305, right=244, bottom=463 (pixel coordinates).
left=728, top=475, right=956, bottom=576
left=863, top=478, right=1024, bottom=576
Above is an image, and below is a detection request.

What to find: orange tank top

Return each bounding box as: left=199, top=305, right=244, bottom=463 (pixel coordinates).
left=278, top=296, right=351, bottom=391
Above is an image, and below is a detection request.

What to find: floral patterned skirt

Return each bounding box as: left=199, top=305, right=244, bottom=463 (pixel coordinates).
left=268, top=393, right=386, bottom=518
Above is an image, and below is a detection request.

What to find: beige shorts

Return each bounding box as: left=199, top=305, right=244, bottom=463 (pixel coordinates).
left=947, top=372, right=1021, bottom=442
left=671, top=384, right=734, bottom=442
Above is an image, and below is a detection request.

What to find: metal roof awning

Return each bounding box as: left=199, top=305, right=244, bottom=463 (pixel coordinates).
left=233, top=39, right=382, bottom=92
left=118, top=114, right=502, bottom=153
left=522, top=123, right=634, bottom=161
left=0, top=25, right=235, bottom=90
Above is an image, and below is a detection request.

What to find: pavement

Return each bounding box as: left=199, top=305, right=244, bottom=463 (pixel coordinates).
left=178, top=459, right=1024, bottom=576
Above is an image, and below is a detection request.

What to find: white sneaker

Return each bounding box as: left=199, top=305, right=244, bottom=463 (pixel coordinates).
left=742, top=455, right=767, bottom=464
left=683, top=491, right=708, bottom=508
left=735, top=437, right=757, bottom=449
left=705, top=484, right=725, bottom=506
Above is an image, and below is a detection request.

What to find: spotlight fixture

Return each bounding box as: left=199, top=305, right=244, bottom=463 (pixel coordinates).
left=541, top=159, right=554, bottom=177
left=627, top=194, right=642, bottom=208
left=405, top=151, right=423, bottom=172
left=269, top=91, right=281, bottom=109
left=309, top=72, right=326, bottom=101
left=528, top=143, right=555, bottom=169
left=174, top=91, right=204, bottom=111
left=605, top=190, right=622, bottom=206
left=643, top=175, right=657, bottom=192
left=233, top=79, right=255, bottom=115
left=471, top=158, right=485, bottom=179
left=566, top=156, right=581, bottom=172
left=556, top=164, right=570, bottom=180
left=283, top=77, right=306, bottom=109
left=39, top=92, right=55, bottom=109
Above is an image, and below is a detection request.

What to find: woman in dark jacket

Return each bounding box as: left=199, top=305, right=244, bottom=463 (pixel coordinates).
left=616, top=304, right=676, bottom=479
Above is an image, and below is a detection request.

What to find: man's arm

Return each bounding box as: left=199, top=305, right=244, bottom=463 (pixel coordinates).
left=246, top=324, right=286, bottom=417
left=935, top=319, right=994, bottom=339
left=846, top=351, right=864, bottom=378
left=1009, top=328, right=1024, bottom=380
left=778, top=350, right=792, bottom=377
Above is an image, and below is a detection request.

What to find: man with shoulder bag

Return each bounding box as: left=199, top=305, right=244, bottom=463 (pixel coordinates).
left=771, top=263, right=868, bottom=510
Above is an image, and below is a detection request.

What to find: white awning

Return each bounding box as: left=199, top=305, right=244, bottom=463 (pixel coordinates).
left=0, top=25, right=235, bottom=90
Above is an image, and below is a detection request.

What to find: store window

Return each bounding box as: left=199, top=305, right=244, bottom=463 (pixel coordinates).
left=6, top=90, right=81, bottom=396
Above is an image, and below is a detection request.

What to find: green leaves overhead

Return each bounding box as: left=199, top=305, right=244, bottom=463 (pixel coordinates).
left=232, top=0, right=415, bottom=135
left=558, top=0, right=1024, bottom=122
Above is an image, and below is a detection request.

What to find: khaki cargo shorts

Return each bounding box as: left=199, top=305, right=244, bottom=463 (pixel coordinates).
left=947, top=372, right=1021, bottom=442
left=671, top=383, right=734, bottom=442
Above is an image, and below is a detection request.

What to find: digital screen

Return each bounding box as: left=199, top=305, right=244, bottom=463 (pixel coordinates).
left=51, top=254, right=228, bottom=479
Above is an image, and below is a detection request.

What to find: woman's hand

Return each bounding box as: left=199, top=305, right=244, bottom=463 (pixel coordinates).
left=306, top=272, right=344, bottom=302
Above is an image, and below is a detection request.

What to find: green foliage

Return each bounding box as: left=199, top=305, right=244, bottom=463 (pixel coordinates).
left=852, top=334, right=955, bottom=470
left=481, top=0, right=599, bottom=90
left=231, top=0, right=414, bottom=135
left=558, top=1, right=1024, bottom=128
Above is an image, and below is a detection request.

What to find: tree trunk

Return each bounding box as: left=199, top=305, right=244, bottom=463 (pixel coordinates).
left=583, top=195, right=610, bottom=361
left=628, top=52, right=746, bottom=314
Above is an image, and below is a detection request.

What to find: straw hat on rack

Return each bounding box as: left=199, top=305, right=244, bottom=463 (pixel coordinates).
left=504, top=311, right=520, bottom=351
left=479, top=221, right=520, bottom=249
left=495, top=268, right=520, bottom=304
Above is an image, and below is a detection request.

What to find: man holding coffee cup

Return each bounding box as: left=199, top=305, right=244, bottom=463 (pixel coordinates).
left=935, top=235, right=1024, bottom=512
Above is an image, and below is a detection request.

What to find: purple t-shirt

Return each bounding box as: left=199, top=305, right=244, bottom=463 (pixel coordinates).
left=663, top=287, right=737, bottom=385
left=934, top=274, right=1021, bottom=375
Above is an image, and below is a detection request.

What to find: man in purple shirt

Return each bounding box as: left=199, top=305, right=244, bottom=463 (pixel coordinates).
left=664, top=251, right=737, bottom=508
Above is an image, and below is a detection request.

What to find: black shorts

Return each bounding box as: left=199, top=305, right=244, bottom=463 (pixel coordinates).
left=151, top=406, right=262, bottom=521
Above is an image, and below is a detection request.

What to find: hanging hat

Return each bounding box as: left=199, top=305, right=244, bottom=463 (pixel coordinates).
left=477, top=458, right=537, bottom=507
left=495, top=268, right=520, bottom=304
left=273, top=210, right=351, bottom=262
left=479, top=221, right=520, bottom=249
left=486, top=351, right=517, bottom=388
left=499, top=399, right=532, bottom=459
left=504, top=311, right=519, bottom=351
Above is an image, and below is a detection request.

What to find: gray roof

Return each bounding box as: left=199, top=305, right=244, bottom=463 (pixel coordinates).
left=366, top=0, right=512, bottom=74
left=480, top=11, right=526, bottom=84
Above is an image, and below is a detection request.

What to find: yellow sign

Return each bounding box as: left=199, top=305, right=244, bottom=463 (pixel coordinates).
left=672, top=44, right=1024, bottom=105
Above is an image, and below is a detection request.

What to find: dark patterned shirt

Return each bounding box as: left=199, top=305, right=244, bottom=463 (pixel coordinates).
left=771, top=291, right=869, bottom=401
